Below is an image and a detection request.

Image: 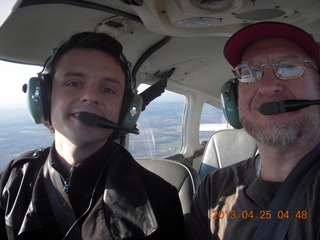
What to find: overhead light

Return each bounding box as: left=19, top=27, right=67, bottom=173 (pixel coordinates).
left=175, top=17, right=219, bottom=28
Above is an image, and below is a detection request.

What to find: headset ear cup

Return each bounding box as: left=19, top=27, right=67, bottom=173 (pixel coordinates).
left=220, top=80, right=242, bottom=129
left=119, top=91, right=143, bottom=136
left=26, top=77, right=46, bottom=124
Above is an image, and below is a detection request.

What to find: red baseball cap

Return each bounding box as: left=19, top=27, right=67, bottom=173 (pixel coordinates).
left=224, top=21, right=320, bottom=67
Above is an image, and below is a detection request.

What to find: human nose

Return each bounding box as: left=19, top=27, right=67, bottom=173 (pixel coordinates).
left=257, top=65, right=285, bottom=96
left=80, top=85, right=101, bottom=105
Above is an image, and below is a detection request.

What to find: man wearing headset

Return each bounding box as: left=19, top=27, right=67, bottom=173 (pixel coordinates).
left=187, top=22, right=320, bottom=239
left=0, top=32, right=185, bottom=239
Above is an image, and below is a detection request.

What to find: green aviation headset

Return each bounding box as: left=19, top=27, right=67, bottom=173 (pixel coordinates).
left=24, top=47, right=142, bottom=136
left=220, top=79, right=243, bottom=129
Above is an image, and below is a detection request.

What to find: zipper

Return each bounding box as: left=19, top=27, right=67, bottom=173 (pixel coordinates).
left=63, top=166, right=76, bottom=194
left=63, top=179, right=70, bottom=194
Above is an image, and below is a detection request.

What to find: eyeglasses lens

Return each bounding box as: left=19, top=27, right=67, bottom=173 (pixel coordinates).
left=234, top=56, right=306, bottom=84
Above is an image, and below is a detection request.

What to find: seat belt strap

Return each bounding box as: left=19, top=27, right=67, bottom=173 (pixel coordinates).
left=252, top=143, right=320, bottom=240
left=43, top=161, right=82, bottom=239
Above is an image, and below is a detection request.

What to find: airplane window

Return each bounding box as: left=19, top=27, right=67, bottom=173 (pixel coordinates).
left=0, top=61, right=53, bottom=170
left=199, top=103, right=227, bottom=143
left=129, top=84, right=184, bottom=159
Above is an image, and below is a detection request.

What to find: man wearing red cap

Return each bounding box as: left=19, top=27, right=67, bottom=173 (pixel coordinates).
left=188, top=22, right=320, bottom=240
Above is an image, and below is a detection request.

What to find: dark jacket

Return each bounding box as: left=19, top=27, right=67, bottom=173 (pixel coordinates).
left=0, top=142, right=185, bottom=239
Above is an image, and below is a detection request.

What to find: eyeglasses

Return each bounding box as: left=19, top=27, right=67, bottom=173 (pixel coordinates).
left=233, top=56, right=319, bottom=84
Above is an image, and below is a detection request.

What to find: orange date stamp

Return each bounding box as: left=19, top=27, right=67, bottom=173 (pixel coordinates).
left=211, top=210, right=308, bottom=220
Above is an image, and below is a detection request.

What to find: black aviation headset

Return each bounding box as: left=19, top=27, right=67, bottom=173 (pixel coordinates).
left=23, top=32, right=142, bottom=136
left=220, top=79, right=242, bottom=129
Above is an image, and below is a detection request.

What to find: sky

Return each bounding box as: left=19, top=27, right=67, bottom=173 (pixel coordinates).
left=0, top=60, right=42, bottom=109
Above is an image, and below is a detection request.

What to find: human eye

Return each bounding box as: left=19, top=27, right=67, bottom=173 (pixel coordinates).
left=67, top=81, right=81, bottom=87
left=102, top=87, right=115, bottom=94
left=276, top=57, right=303, bottom=79
left=236, top=62, right=261, bottom=84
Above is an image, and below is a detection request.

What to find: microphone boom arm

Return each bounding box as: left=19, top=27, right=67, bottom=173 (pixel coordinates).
left=76, top=112, right=139, bottom=134
left=259, top=99, right=320, bottom=115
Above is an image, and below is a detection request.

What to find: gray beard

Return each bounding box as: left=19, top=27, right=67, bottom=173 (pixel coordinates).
left=241, top=107, right=320, bottom=148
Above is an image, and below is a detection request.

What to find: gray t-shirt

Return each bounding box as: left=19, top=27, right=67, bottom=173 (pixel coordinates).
left=187, top=155, right=320, bottom=240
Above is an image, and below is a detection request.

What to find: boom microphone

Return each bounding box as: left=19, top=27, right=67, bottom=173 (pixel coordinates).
left=259, top=99, right=320, bottom=115
left=75, top=112, right=139, bottom=134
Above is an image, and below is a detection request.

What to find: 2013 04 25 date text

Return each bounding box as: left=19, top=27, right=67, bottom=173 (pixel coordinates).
left=211, top=210, right=307, bottom=220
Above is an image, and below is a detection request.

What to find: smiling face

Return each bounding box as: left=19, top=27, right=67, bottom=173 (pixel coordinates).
left=50, top=48, right=125, bottom=148
left=238, top=38, right=320, bottom=147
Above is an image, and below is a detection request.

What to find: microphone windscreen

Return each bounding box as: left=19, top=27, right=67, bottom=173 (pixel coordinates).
left=259, top=102, right=280, bottom=115
left=76, top=112, right=100, bottom=126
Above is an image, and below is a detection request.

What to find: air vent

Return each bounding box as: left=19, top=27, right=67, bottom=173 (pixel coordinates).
left=235, top=9, right=286, bottom=20
left=191, top=0, right=234, bottom=10
left=175, top=17, right=219, bottom=28
left=95, top=17, right=142, bottom=36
